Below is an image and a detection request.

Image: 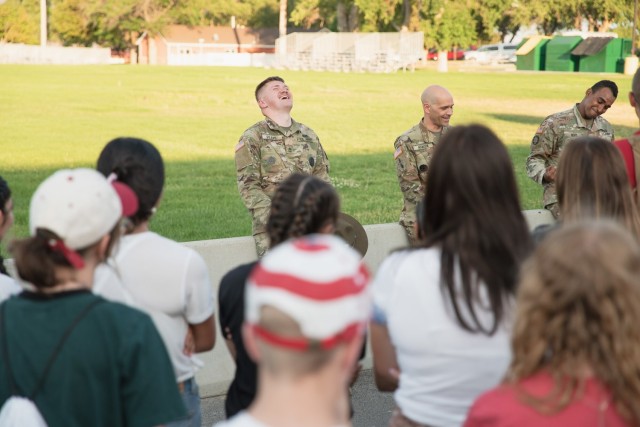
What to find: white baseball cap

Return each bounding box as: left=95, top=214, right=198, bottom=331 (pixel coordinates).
left=246, top=234, right=371, bottom=351
left=30, top=168, right=138, bottom=251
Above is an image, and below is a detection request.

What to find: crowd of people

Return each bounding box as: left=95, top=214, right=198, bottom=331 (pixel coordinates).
left=1, top=69, right=640, bottom=427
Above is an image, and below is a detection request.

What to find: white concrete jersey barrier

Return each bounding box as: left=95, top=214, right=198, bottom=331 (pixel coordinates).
left=0, top=44, right=111, bottom=65
left=187, top=209, right=554, bottom=397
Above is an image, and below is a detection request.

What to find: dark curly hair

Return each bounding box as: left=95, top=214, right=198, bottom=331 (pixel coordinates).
left=0, top=176, right=11, bottom=276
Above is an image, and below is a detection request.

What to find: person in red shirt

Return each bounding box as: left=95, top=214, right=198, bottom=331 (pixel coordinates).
left=465, top=221, right=640, bottom=427
left=614, top=67, right=640, bottom=192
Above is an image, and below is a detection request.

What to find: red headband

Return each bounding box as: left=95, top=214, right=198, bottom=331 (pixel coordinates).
left=249, top=322, right=362, bottom=352
left=48, top=239, right=85, bottom=269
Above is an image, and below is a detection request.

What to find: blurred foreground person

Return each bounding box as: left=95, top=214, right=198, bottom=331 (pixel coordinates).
left=0, top=169, right=184, bottom=426
left=0, top=176, right=19, bottom=301
left=95, top=137, right=215, bottom=427
left=219, top=173, right=340, bottom=417
left=216, top=234, right=371, bottom=427
left=465, top=221, right=640, bottom=426
left=534, top=136, right=640, bottom=243
left=372, top=125, right=532, bottom=426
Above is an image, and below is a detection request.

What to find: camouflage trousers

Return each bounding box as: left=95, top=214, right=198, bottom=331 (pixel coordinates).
left=545, top=202, right=560, bottom=220
left=253, top=232, right=269, bottom=258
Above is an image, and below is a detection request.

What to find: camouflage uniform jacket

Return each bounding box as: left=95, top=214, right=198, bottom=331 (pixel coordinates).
left=235, top=117, right=330, bottom=237
left=526, top=104, right=614, bottom=208
left=394, top=119, right=448, bottom=241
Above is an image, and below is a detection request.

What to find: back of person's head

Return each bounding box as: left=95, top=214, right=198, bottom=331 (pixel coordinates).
left=509, top=221, right=640, bottom=422
left=245, top=234, right=371, bottom=379
left=267, top=173, right=340, bottom=248
left=0, top=176, right=12, bottom=276
left=557, top=136, right=640, bottom=237
left=633, top=68, right=640, bottom=99
left=591, top=79, right=618, bottom=98
left=97, top=137, right=164, bottom=227
left=11, top=168, right=137, bottom=289
left=421, top=124, right=531, bottom=334
left=0, top=175, right=11, bottom=219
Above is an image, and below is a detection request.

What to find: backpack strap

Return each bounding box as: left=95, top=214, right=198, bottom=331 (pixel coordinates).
left=1, top=298, right=103, bottom=399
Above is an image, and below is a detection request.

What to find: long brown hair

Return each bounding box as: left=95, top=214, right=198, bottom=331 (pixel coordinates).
left=420, top=124, right=532, bottom=335
left=557, top=136, right=640, bottom=237
left=509, top=221, right=640, bottom=422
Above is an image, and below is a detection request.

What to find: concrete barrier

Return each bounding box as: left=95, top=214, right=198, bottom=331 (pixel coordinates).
left=186, top=209, right=554, bottom=397
left=4, top=210, right=553, bottom=397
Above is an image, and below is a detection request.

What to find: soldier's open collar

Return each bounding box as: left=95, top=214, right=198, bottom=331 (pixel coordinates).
left=572, top=103, right=607, bottom=131
left=265, top=117, right=301, bottom=136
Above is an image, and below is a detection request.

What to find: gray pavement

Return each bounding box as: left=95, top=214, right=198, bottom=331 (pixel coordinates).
left=201, top=368, right=395, bottom=427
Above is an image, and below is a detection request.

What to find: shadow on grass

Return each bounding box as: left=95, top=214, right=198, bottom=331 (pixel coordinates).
left=3, top=148, right=546, bottom=243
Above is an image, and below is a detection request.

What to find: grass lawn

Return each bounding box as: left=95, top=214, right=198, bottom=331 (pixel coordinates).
left=0, top=64, right=637, bottom=243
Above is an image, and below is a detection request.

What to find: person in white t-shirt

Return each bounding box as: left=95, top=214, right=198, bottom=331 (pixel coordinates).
left=215, top=234, right=371, bottom=427
left=371, top=124, right=533, bottom=427
left=94, top=137, right=216, bottom=427
left=0, top=176, right=20, bottom=301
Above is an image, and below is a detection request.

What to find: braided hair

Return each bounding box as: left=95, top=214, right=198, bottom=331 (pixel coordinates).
left=267, top=174, right=339, bottom=248
left=0, top=176, right=12, bottom=276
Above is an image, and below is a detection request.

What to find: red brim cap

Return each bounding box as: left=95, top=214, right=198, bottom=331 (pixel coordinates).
left=111, top=181, right=139, bottom=217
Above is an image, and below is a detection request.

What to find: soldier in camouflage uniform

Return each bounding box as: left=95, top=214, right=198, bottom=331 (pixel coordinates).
left=235, top=76, right=330, bottom=257
left=526, top=80, right=618, bottom=218
left=394, top=85, right=454, bottom=243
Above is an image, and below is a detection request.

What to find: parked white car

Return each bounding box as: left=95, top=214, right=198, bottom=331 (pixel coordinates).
left=465, top=43, right=517, bottom=64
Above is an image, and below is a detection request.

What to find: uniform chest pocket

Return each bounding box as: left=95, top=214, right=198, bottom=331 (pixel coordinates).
left=413, top=146, right=433, bottom=183
left=260, top=143, right=286, bottom=179
left=289, top=137, right=316, bottom=173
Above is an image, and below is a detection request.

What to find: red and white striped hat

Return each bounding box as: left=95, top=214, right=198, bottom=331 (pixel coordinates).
left=246, top=234, right=371, bottom=351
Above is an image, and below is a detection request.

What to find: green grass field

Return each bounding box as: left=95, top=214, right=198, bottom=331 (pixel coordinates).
left=0, top=64, right=637, bottom=243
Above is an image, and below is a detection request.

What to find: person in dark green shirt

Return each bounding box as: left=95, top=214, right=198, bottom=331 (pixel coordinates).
left=0, top=168, right=185, bottom=427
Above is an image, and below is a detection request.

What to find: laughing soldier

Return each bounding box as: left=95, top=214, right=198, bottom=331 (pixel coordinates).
left=235, top=76, right=331, bottom=257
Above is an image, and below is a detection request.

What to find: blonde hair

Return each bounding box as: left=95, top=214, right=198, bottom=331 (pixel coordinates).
left=256, top=306, right=340, bottom=378
left=557, top=136, right=640, bottom=238
left=508, top=221, right=640, bottom=422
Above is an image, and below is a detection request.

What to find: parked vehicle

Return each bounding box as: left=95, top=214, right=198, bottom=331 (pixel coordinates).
left=464, top=43, right=517, bottom=64
left=427, top=48, right=465, bottom=61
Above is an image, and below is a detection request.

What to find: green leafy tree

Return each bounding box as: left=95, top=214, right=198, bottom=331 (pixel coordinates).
left=420, top=0, right=476, bottom=50
left=0, top=0, right=39, bottom=44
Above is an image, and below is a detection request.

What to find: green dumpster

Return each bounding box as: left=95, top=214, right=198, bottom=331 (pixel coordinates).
left=545, top=36, right=582, bottom=72
left=516, top=36, right=550, bottom=71
left=573, top=38, right=632, bottom=73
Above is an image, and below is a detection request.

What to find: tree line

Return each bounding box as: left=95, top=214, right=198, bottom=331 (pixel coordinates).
left=0, top=0, right=635, bottom=52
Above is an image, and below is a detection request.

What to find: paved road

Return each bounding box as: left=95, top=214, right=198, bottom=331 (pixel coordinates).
left=201, top=368, right=395, bottom=427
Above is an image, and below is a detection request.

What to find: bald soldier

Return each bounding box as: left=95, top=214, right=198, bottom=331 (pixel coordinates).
left=526, top=80, right=617, bottom=218
left=394, top=85, right=454, bottom=243
left=235, top=76, right=330, bottom=257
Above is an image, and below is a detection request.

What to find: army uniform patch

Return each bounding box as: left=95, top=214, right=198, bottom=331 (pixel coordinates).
left=394, top=146, right=403, bottom=159
left=532, top=136, right=540, bottom=145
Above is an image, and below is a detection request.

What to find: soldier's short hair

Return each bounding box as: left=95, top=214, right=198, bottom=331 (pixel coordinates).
left=591, top=80, right=618, bottom=98
left=255, top=76, right=285, bottom=101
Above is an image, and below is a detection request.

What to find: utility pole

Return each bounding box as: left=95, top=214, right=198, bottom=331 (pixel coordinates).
left=40, top=0, right=47, bottom=47
left=633, top=0, right=638, bottom=56
left=278, top=0, right=287, bottom=66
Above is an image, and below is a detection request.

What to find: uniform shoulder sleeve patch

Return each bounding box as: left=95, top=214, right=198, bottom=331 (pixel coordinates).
left=394, top=146, right=403, bottom=159
left=235, top=139, right=253, bottom=171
